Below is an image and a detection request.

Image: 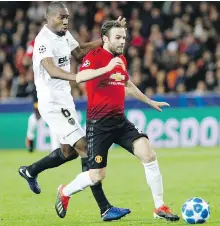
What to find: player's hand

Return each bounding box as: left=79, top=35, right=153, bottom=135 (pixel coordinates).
left=117, top=16, right=126, bottom=28
left=106, top=57, right=123, bottom=71
left=148, top=100, right=170, bottom=112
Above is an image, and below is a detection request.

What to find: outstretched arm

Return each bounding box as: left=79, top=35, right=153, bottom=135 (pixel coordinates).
left=125, top=80, right=170, bottom=112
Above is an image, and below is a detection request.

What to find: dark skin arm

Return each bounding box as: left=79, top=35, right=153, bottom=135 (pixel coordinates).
left=71, top=39, right=102, bottom=62
left=41, top=57, right=76, bottom=81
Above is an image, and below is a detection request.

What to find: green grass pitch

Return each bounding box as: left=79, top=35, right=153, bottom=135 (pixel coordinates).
left=1, top=147, right=220, bottom=226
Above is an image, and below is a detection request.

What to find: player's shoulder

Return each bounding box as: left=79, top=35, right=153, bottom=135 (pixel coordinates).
left=65, top=30, right=73, bottom=38
left=80, top=47, right=103, bottom=69
left=35, top=32, right=47, bottom=44
left=35, top=26, right=52, bottom=43
left=119, top=54, right=127, bottom=65
left=34, top=30, right=52, bottom=52
left=87, top=47, right=103, bottom=58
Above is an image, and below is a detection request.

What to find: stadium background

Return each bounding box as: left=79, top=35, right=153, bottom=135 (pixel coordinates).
left=0, top=1, right=220, bottom=150
left=1, top=2, right=220, bottom=226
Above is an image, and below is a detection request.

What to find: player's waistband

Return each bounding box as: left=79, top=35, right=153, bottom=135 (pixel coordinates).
left=86, top=114, right=126, bottom=131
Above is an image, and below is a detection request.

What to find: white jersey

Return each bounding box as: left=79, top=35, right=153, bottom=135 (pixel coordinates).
left=33, top=25, right=79, bottom=110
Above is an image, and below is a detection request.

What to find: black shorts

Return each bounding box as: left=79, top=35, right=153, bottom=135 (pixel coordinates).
left=86, top=117, right=148, bottom=169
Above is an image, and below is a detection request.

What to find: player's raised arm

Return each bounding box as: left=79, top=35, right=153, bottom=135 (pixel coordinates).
left=71, top=39, right=102, bottom=62
left=71, top=16, right=126, bottom=62
left=125, top=80, right=170, bottom=112
left=76, top=57, right=123, bottom=83
left=41, top=57, right=76, bottom=81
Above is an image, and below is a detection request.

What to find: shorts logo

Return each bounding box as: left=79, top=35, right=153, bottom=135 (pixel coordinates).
left=95, top=155, right=102, bottom=163
left=68, top=118, right=75, bottom=125
left=39, top=45, right=46, bottom=54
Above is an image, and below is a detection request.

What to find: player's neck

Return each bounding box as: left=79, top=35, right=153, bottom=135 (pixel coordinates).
left=46, top=24, right=59, bottom=36
left=103, top=46, right=114, bottom=56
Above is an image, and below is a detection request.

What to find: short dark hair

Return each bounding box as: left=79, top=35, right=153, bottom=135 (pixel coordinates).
left=101, top=20, right=123, bottom=38
left=46, top=1, right=66, bottom=16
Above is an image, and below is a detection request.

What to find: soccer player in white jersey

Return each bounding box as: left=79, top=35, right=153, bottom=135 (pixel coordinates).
left=18, top=1, right=130, bottom=221
left=23, top=40, right=60, bottom=152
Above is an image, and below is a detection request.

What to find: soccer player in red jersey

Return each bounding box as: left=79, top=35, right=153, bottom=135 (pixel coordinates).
left=55, top=20, right=180, bottom=221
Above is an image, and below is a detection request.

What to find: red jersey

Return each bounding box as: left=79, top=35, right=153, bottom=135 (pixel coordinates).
left=25, top=40, right=35, bottom=58
left=79, top=47, right=129, bottom=125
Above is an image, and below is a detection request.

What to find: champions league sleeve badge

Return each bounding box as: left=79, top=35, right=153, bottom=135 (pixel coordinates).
left=39, top=45, right=46, bottom=54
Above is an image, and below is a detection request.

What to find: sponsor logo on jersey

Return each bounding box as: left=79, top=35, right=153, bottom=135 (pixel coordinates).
left=58, top=56, right=69, bottom=64
left=110, top=73, right=125, bottom=81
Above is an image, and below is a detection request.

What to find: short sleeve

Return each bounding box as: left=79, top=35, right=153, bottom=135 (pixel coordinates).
left=34, top=37, right=53, bottom=63
left=79, top=53, right=98, bottom=72
left=66, top=31, right=79, bottom=51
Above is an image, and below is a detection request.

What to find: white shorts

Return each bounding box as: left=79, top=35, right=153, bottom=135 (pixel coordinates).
left=39, top=106, right=85, bottom=147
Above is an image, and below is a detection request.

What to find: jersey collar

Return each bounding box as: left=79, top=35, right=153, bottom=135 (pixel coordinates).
left=43, top=25, right=65, bottom=39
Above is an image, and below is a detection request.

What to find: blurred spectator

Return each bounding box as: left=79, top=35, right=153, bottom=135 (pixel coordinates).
left=1, top=1, right=220, bottom=100
left=215, top=69, right=220, bottom=92
left=205, top=70, right=217, bottom=90
left=194, top=81, right=207, bottom=96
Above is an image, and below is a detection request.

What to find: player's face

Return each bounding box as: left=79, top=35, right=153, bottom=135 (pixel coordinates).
left=107, top=28, right=126, bottom=56
left=48, top=7, right=69, bottom=36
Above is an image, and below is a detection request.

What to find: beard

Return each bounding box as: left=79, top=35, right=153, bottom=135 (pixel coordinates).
left=109, top=46, right=123, bottom=56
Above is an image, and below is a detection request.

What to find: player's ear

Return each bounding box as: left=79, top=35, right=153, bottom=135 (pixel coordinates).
left=102, top=35, right=108, bottom=44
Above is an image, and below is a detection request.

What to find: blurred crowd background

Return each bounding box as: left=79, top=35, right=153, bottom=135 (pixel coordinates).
left=1, top=1, right=220, bottom=100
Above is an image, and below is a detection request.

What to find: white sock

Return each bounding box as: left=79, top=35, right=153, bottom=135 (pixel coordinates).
left=62, top=171, right=95, bottom=197
left=142, top=160, right=164, bottom=209
left=27, top=113, right=37, bottom=140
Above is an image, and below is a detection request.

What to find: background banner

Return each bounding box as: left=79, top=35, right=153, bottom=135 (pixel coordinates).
left=0, top=106, right=219, bottom=149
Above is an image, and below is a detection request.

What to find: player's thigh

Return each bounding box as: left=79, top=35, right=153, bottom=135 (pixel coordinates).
left=114, top=118, right=149, bottom=155
left=132, top=137, right=156, bottom=163
left=86, top=126, right=114, bottom=169
left=74, top=137, right=88, bottom=158
left=39, top=107, right=85, bottom=147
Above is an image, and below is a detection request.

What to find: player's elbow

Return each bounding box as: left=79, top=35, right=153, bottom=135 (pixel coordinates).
left=76, top=74, right=81, bottom=83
